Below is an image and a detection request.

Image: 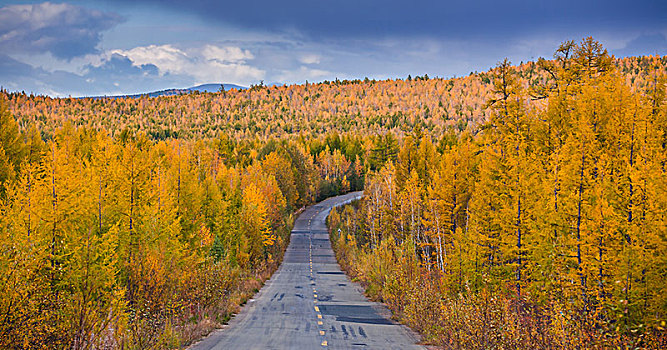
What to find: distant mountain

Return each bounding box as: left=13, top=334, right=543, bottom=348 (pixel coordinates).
left=189, top=83, right=247, bottom=92
left=86, top=83, right=248, bottom=99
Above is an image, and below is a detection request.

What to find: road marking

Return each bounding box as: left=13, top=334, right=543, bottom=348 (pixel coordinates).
left=317, top=320, right=323, bottom=325
left=314, top=306, right=319, bottom=312
left=319, top=330, right=325, bottom=336
left=321, top=340, right=327, bottom=346
left=317, top=314, right=322, bottom=319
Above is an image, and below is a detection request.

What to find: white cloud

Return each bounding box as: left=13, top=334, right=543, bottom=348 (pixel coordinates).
left=299, top=54, right=321, bottom=64
left=112, top=44, right=189, bottom=73
left=202, top=45, right=254, bottom=62
left=111, top=44, right=264, bottom=85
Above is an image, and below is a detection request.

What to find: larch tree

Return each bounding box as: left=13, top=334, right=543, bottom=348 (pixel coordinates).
left=484, top=58, right=534, bottom=298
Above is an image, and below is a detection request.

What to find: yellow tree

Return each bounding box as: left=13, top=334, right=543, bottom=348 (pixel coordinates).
left=262, top=150, right=299, bottom=211
left=68, top=157, right=123, bottom=349
left=423, top=155, right=455, bottom=275
left=398, top=169, right=426, bottom=265
left=530, top=41, right=578, bottom=304
left=557, top=38, right=614, bottom=314
left=0, top=98, right=26, bottom=196
left=484, top=58, right=535, bottom=298
left=241, top=183, right=275, bottom=264
left=109, top=132, right=154, bottom=309
left=395, top=135, right=419, bottom=191
left=637, top=65, right=667, bottom=325
left=243, top=162, right=286, bottom=229
left=0, top=160, right=51, bottom=347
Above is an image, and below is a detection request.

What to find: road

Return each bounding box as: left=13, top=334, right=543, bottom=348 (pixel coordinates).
left=190, top=191, right=423, bottom=350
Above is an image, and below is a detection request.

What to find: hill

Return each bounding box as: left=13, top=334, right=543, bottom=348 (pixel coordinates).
left=188, top=83, right=248, bottom=93
left=4, top=55, right=665, bottom=140
left=85, top=83, right=248, bottom=99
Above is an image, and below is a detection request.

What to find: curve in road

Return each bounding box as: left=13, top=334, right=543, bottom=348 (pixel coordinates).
left=190, top=191, right=423, bottom=350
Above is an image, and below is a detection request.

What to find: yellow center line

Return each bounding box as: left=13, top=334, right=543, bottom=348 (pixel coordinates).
left=319, top=330, right=325, bottom=336
left=314, top=306, right=319, bottom=312
left=321, top=340, right=327, bottom=346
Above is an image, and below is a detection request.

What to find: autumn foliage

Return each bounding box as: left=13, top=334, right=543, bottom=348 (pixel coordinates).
left=0, top=110, right=364, bottom=347
left=328, top=39, right=667, bottom=349
left=4, top=54, right=664, bottom=141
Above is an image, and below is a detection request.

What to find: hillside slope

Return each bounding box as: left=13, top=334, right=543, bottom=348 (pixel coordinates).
left=4, top=55, right=665, bottom=140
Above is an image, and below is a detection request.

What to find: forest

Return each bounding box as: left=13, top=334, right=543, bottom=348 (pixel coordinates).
left=4, top=51, right=665, bottom=141
left=328, top=38, right=667, bottom=348
left=0, top=37, right=665, bottom=348
left=0, top=108, right=364, bottom=347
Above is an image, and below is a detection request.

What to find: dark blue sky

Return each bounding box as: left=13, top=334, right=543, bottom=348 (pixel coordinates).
left=1, top=0, right=665, bottom=96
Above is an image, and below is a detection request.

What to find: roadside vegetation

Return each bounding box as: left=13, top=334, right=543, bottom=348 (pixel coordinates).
left=328, top=38, right=667, bottom=349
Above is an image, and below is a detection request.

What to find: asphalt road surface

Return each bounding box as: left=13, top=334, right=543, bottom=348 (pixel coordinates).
left=190, top=191, right=424, bottom=350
